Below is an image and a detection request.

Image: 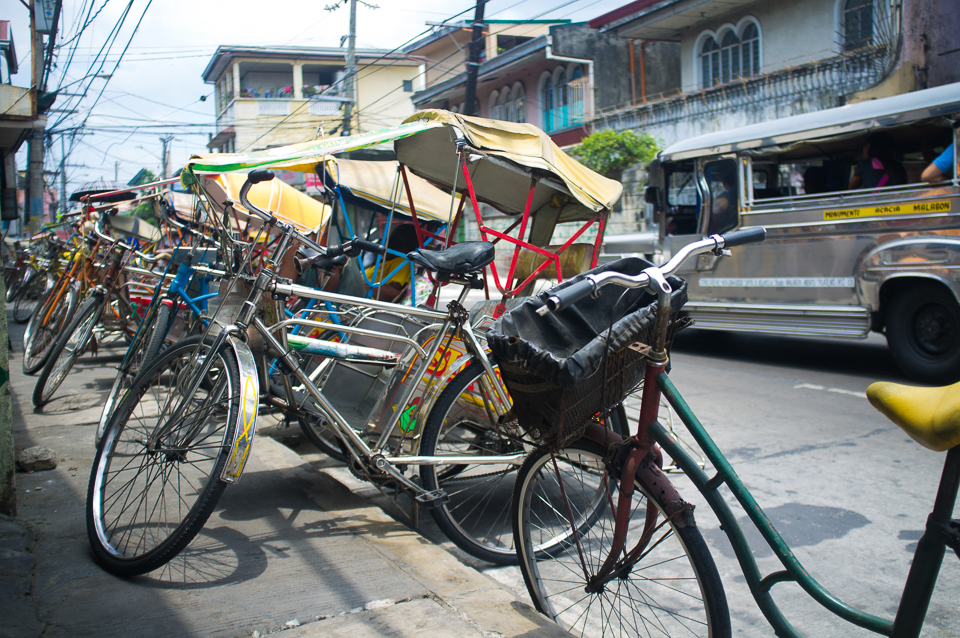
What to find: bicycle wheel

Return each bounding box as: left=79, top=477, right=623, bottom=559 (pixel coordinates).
left=96, top=301, right=169, bottom=446
left=86, top=336, right=240, bottom=577
left=513, top=438, right=730, bottom=638
left=418, top=358, right=521, bottom=564
left=5, top=264, right=25, bottom=302
left=34, top=293, right=106, bottom=407
left=23, top=285, right=79, bottom=375
left=13, top=271, right=47, bottom=324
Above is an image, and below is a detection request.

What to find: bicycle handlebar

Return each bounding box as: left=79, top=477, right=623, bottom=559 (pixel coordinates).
left=238, top=171, right=387, bottom=271
left=539, top=228, right=767, bottom=313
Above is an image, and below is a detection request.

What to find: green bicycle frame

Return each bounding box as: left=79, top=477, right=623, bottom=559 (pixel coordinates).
left=654, top=372, right=959, bottom=638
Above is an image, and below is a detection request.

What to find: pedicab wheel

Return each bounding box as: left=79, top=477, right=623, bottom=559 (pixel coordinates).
left=22, top=286, right=79, bottom=375
left=13, top=272, right=46, bottom=324
left=86, top=336, right=241, bottom=577
left=418, top=358, right=521, bottom=565
left=34, top=292, right=106, bottom=407
left=512, top=438, right=730, bottom=638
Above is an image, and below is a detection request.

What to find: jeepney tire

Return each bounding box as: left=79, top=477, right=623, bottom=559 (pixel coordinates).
left=886, top=283, right=960, bottom=384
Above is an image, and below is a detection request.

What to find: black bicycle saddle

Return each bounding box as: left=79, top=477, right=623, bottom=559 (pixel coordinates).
left=407, top=241, right=495, bottom=276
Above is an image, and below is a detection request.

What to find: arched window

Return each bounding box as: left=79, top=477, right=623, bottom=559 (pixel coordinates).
left=511, top=83, right=525, bottom=123
left=700, top=37, right=721, bottom=87
left=720, top=31, right=739, bottom=81
left=569, top=66, right=585, bottom=123
left=499, top=87, right=511, bottom=121
left=555, top=69, right=569, bottom=130
left=489, top=91, right=501, bottom=120
left=541, top=75, right=554, bottom=131
left=699, top=19, right=762, bottom=87
left=741, top=23, right=760, bottom=76
left=843, top=0, right=874, bottom=50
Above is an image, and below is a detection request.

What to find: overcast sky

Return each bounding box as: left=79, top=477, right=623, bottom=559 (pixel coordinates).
left=6, top=0, right=608, bottom=199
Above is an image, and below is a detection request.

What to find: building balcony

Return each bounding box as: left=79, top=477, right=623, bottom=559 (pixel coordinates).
left=591, top=46, right=889, bottom=134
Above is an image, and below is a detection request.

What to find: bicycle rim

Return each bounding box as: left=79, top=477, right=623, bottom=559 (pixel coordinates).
left=420, top=359, right=521, bottom=564
left=35, top=295, right=104, bottom=406
left=86, top=336, right=239, bottom=576
left=513, top=440, right=730, bottom=638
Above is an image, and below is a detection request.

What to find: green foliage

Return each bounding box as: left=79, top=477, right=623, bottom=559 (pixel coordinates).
left=124, top=168, right=159, bottom=226
left=571, top=129, right=659, bottom=176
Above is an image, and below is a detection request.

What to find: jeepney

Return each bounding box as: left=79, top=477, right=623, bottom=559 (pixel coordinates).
left=615, top=83, right=960, bottom=383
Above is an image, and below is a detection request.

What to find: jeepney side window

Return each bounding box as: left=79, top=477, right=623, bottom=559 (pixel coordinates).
left=664, top=164, right=700, bottom=235
left=704, top=159, right=738, bottom=234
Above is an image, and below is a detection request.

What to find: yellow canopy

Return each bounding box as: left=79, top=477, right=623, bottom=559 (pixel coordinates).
left=201, top=173, right=330, bottom=233
left=323, top=157, right=458, bottom=224
left=397, top=110, right=622, bottom=223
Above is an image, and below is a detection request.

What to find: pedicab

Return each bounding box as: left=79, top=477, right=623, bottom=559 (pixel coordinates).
left=174, top=114, right=622, bottom=558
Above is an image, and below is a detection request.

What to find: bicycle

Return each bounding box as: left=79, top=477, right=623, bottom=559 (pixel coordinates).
left=86, top=169, right=534, bottom=576
left=32, top=212, right=164, bottom=407
left=501, top=228, right=959, bottom=638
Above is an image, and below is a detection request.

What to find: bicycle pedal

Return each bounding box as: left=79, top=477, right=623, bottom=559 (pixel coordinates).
left=414, top=490, right=449, bottom=508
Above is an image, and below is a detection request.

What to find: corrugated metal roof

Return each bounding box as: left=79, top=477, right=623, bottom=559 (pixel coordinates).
left=660, top=82, right=960, bottom=161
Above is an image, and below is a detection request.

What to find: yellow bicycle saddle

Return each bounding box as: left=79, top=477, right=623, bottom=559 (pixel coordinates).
left=867, top=381, right=960, bottom=452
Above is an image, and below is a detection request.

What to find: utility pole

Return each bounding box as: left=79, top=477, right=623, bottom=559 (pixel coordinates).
left=340, top=0, right=357, bottom=137
left=160, top=135, right=173, bottom=179
left=27, top=1, right=46, bottom=233
left=463, top=0, right=486, bottom=117
left=59, top=134, right=66, bottom=217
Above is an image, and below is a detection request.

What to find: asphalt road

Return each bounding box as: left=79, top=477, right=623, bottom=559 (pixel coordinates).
left=399, top=328, right=959, bottom=638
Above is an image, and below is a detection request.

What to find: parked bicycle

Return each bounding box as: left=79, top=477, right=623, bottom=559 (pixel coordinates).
left=86, top=170, right=526, bottom=576
left=495, top=228, right=959, bottom=638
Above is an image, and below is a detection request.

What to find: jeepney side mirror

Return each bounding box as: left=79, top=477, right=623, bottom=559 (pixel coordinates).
left=644, top=186, right=660, bottom=204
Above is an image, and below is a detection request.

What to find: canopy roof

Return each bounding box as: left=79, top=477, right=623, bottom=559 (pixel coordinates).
left=183, top=111, right=621, bottom=224
left=397, top=110, right=622, bottom=222
left=322, top=158, right=457, bottom=223
left=660, top=82, right=960, bottom=161
left=184, top=120, right=443, bottom=175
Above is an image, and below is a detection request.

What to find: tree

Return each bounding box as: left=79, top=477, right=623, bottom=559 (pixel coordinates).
left=571, top=129, right=659, bottom=176
left=126, top=169, right=158, bottom=227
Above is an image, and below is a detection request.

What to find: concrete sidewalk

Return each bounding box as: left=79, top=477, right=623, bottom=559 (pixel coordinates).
left=1, top=314, right=567, bottom=638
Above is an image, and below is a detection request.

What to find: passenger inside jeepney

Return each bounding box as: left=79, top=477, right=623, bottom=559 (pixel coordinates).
left=708, top=166, right=738, bottom=234
left=848, top=132, right=907, bottom=190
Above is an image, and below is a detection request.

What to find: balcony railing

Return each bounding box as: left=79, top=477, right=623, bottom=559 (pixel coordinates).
left=238, top=85, right=338, bottom=99
left=591, top=46, right=889, bottom=133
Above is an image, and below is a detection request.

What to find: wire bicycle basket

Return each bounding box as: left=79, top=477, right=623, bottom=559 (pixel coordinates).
left=486, top=257, right=689, bottom=450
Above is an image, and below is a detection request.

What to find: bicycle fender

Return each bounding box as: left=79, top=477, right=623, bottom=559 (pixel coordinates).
left=221, top=335, right=261, bottom=484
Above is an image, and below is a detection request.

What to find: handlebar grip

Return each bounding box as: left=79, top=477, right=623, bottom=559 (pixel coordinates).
left=721, top=227, right=766, bottom=248
left=543, top=277, right=596, bottom=312
left=248, top=169, right=275, bottom=184
left=351, top=238, right=388, bottom=256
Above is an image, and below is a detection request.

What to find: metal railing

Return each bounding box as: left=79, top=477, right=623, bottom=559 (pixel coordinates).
left=591, top=46, right=889, bottom=133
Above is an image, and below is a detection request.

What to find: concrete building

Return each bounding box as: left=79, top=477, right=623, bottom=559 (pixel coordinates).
left=1, top=18, right=35, bottom=233
left=202, top=46, right=422, bottom=155
left=588, top=0, right=960, bottom=148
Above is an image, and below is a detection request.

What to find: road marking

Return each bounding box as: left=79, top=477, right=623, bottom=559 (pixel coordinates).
left=794, top=383, right=866, bottom=399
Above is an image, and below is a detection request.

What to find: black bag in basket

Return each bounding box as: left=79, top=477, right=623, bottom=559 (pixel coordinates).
left=486, top=257, right=687, bottom=448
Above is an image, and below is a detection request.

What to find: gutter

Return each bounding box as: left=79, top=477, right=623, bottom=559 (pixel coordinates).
left=545, top=35, right=595, bottom=126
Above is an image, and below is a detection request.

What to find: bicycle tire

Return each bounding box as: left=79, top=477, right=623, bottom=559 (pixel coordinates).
left=96, top=302, right=175, bottom=446
left=86, top=335, right=240, bottom=577
left=23, top=285, right=79, bottom=375
left=5, top=264, right=25, bottom=302
left=513, top=438, right=730, bottom=638
left=13, top=271, right=46, bottom=324
left=34, top=293, right=106, bottom=407
left=418, top=358, right=521, bottom=564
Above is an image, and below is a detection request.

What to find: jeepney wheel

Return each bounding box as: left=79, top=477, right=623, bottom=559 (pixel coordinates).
left=887, top=283, right=960, bottom=384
